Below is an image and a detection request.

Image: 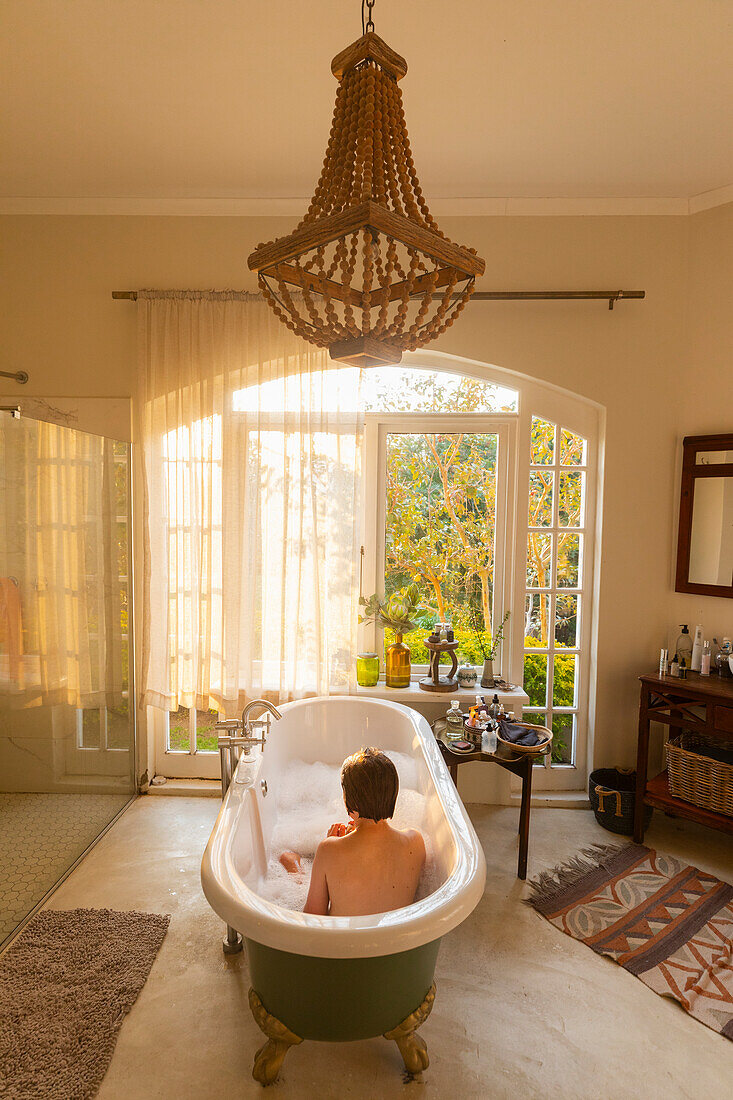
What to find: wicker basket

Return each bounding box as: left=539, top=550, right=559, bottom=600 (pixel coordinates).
left=666, top=732, right=733, bottom=817
left=589, top=768, right=652, bottom=836
left=495, top=721, right=552, bottom=756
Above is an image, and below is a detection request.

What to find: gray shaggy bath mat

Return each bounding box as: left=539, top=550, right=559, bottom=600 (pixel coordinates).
left=0, top=907, right=170, bottom=1099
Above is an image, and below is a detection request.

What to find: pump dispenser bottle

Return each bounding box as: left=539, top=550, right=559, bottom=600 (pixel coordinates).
left=676, top=625, right=692, bottom=670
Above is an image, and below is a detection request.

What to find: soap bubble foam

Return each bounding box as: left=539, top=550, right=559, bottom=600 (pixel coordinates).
left=255, top=752, right=438, bottom=912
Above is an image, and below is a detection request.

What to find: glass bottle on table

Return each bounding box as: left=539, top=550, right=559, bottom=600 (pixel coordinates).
left=701, top=640, right=711, bottom=676
left=716, top=637, right=733, bottom=679
left=445, top=700, right=464, bottom=742
left=675, top=625, right=692, bottom=670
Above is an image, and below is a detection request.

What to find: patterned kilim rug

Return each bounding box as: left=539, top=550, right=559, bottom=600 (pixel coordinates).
left=527, top=843, right=733, bottom=1041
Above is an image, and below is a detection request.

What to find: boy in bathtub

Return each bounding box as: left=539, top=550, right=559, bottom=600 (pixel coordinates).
left=280, top=747, right=425, bottom=916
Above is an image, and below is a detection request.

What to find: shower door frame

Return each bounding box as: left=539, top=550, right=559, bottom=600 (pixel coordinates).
left=0, top=399, right=138, bottom=796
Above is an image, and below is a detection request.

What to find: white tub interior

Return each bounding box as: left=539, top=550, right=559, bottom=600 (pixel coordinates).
left=202, top=696, right=485, bottom=957
left=230, top=699, right=456, bottom=910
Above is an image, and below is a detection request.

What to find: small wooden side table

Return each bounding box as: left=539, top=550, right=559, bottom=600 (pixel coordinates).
left=634, top=670, right=733, bottom=843
left=433, top=721, right=536, bottom=879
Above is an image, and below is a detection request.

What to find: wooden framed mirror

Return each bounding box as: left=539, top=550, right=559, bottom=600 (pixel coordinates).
left=676, top=433, right=733, bottom=598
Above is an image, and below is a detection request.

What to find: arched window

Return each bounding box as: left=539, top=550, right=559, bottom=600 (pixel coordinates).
left=155, top=348, right=601, bottom=791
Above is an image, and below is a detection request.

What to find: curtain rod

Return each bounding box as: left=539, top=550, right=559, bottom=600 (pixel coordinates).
left=112, top=289, right=645, bottom=310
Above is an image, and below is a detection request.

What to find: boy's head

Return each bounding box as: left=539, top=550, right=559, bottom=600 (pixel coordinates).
left=341, top=747, right=398, bottom=822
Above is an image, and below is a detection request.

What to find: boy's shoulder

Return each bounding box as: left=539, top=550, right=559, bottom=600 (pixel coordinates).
left=316, top=833, right=347, bottom=858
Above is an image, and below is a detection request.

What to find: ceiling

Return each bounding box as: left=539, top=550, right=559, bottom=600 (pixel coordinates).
left=2, top=0, right=732, bottom=214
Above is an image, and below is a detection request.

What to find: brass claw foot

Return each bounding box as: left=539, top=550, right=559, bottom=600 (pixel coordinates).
left=383, top=981, right=436, bottom=1076
left=249, top=988, right=303, bottom=1086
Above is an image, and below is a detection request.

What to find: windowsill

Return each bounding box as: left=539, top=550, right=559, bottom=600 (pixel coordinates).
left=146, top=778, right=221, bottom=798
left=354, top=679, right=530, bottom=708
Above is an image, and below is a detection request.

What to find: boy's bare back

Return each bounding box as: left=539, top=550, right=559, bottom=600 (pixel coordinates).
left=304, top=819, right=425, bottom=916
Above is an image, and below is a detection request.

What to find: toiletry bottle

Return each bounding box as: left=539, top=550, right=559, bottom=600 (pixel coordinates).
left=716, top=638, right=733, bottom=679
left=670, top=653, right=679, bottom=677
left=471, top=704, right=486, bottom=748
left=659, top=648, right=668, bottom=676
left=710, top=637, right=721, bottom=671
left=467, top=706, right=484, bottom=748
left=490, top=693, right=501, bottom=719
left=690, top=625, right=703, bottom=672
left=701, top=640, right=711, bottom=676
left=486, top=720, right=498, bottom=755
left=445, top=700, right=464, bottom=741
left=676, top=625, right=692, bottom=669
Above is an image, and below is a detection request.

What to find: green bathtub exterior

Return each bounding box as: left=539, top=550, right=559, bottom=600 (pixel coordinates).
left=245, top=936, right=441, bottom=1042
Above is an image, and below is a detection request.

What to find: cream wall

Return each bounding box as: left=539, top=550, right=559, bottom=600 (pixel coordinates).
left=2, top=208, right=732, bottom=782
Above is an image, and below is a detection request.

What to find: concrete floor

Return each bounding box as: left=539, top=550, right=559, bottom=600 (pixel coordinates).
left=39, top=797, right=731, bottom=1100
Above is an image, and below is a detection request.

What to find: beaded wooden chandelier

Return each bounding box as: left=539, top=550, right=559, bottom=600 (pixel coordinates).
left=247, top=2, right=485, bottom=368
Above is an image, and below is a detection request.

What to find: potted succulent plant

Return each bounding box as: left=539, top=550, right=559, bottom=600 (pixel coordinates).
left=467, top=608, right=511, bottom=688
left=359, top=581, right=424, bottom=688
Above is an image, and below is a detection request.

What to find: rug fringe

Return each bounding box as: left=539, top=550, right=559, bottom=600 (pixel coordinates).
left=525, top=843, right=627, bottom=915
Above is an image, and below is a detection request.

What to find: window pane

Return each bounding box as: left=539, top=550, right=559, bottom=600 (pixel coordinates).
left=558, top=471, right=584, bottom=527
left=385, top=432, right=497, bottom=641
left=114, top=458, right=128, bottom=515
left=107, top=703, right=130, bottom=750
left=551, top=714, right=575, bottom=764
left=528, top=470, right=554, bottom=527
left=523, top=653, right=547, bottom=707
left=82, top=709, right=101, bottom=749
left=524, top=593, right=549, bottom=647
left=524, top=712, right=548, bottom=765
left=234, top=369, right=519, bottom=415
left=555, top=594, right=578, bottom=648
left=116, top=521, right=128, bottom=576
left=557, top=533, right=581, bottom=587
left=367, top=369, right=518, bottom=413
left=560, top=428, right=586, bottom=466
left=531, top=417, right=555, bottom=465
left=195, top=709, right=220, bottom=753
left=526, top=533, right=552, bottom=588
left=553, top=654, right=577, bottom=707
left=168, top=706, right=190, bottom=752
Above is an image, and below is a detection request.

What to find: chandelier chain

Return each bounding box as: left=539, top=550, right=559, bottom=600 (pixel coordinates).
left=362, top=0, right=375, bottom=35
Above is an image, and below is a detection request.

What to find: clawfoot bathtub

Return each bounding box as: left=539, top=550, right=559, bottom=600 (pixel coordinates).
left=201, top=696, right=485, bottom=1084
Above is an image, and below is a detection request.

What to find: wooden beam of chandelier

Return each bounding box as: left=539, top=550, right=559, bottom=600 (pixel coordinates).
left=247, top=31, right=486, bottom=368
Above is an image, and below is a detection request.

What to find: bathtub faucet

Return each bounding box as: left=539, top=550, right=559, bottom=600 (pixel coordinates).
left=242, top=698, right=283, bottom=747
left=215, top=699, right=283, bottom=797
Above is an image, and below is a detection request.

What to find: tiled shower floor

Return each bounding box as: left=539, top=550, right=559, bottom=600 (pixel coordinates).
left=0, top=792, right=132, bottom=946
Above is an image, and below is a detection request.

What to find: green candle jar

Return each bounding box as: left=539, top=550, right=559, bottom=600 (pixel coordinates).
left=356, top=652, right=380, bottom=687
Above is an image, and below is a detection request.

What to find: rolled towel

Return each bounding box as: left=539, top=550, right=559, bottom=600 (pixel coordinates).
left=498, top=719, right=541, bottom=747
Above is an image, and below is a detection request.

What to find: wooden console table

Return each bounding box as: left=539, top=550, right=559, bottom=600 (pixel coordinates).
left=634, top=671, right=733, bottom=842
left=433, top=722, right=536, bottom=880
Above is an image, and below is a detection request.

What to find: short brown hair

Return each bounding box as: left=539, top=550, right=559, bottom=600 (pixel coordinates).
left=341, top=747, right=398, bottom=822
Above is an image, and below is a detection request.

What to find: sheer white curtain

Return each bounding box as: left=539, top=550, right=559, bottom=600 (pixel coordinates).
left=0, top=416, right=123, bottom=708
left=136, top=291, right=364, bottom=715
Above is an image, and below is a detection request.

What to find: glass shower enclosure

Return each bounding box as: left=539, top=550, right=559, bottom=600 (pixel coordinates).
left=0, top=409, right=135, bottom=948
